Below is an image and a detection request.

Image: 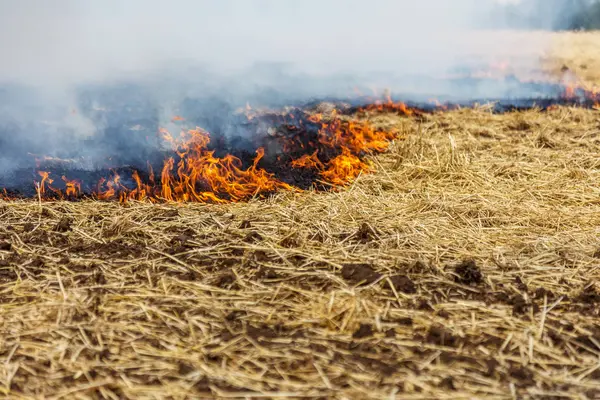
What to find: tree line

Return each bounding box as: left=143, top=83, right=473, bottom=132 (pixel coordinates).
left=492, top=0, right=600, bottom=30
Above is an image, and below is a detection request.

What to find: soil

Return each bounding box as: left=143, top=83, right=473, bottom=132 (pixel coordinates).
left=453, top=259, right=483, bottom=285
left=385, top=274, right=417, bottom=294
left=341, top=263, right=382, bottom=286
left=352, top=323, right=374, bottom=339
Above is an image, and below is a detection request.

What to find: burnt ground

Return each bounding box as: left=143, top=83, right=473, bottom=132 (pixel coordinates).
left=0, top=105, right=600, bottom=399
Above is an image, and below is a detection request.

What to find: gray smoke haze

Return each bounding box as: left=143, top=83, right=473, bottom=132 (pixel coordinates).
left=0, top=0, right=565, bottom=185
left=1, top=0, right=560, bottom=85
left=0, top=0, right=480, bottom=82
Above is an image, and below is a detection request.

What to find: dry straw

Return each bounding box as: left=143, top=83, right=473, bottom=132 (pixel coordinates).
left=1, top=102, right=599, bottom=399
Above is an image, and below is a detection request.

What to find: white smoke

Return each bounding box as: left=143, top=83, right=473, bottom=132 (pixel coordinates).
left=0, top=0, right=564, bottom=185
left=0, top=0, right=544, bottom=85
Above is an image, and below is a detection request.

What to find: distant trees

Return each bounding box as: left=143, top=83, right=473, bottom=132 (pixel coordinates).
left=569, top=0, right=600, bottom=29
left=490, top=0, right=600, bottom=30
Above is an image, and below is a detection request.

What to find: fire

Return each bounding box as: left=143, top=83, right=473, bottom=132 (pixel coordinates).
left=97, top=173, right=127, bottom=201
left=317, top=118, right=395, bottom=154
left=360, top=94, right=414, bottom=115
left=32, top=172, right=82, bottom=200
left=152, top=128, right=295, bottom=203
left=20, top=106, right=399, bottom=203
left=321, top=149, right=370, bottom=186
left=37, top=171, right=53, bottom=196
left=564, top=84, right=576, bottom=99
left=62, top=176, right=81, bottom=197
left=12, top=80, right=598, bottom=205
left=592, top=87, right=600, bottom=110
left=291, top=151, right=324, bottom=170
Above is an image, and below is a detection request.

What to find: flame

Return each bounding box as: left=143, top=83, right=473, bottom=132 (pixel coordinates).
left=149, top=128, right=295, bottom=203
left=291, top=151, right=324, bottom=170
left=564, top=84, right=576, bottom=99
left=16, top=75, right=600, bottom=206
left=96, top=172, right=127, bottom=201
left=3, top=100, right=411, bottom=203
left=25, top=108, right=398, bottom=203
left=317, top=118, right=395, bottom=154
left=9, top=81, right=600, bottom=206
left=62, top=176, right=81, bottom=197
left=592, top=87, right=600, bottom=110
left=358, top=93, right=414, bottom=115
left=10, top=66, right=600, bottom=207
left=37, top=171, right=53, bottom=195
left=22, top=105, right=402, bottom=203
left=278, top=111, right=397, bottom=186
left=321, top=149, right=369, bottom=186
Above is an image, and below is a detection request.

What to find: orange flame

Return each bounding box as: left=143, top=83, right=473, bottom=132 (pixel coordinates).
left=317, top=118, right=395, bottom=154
left=151, top=128, right=296, bottom=203
left=17, top=87, right=600, bottom=205
left=26, top=105, right=407, bottom=203
left=62, top=176, right=81, bottom=197
left=96, top=172, right=126, bottom=201
left=37, top=171, right=54, bottom=195
left=321, top=149, right=369, bottom=186
left=358, top=93, right=414, bottom=116
left=291, top=151, right=324, bottom=170
left=564, top=84, right=576, bottom=99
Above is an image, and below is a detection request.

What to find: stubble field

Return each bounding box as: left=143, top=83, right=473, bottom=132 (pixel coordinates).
left=1, top=32, right=600, bottom=399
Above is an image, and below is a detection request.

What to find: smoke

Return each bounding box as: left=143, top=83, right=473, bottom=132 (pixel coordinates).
left=0, top=0, right=562, bottom=187
left=0, top=0, right=492, bottom=82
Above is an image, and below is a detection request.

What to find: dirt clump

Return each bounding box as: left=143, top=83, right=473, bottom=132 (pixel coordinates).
left=341, top=263, right=381, bottom=286
left=424, top=325, right=460, bottom=347
left=453, top=260, right=483, bottom=285
left=54, top=217, right=73, bottom=232
left=353, top=222, right=379, bottom=243
left=385, top=275, right=417, bottom=294
left=575, top=283, right=600, bottom=304
left=353, top=324, right=374, bottom=339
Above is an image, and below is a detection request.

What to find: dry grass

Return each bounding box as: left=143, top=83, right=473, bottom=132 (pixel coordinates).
left=434, top=29, right=600, bottom=88
left=543, top=31, right=600, bottom=87
left=2, top=33, right=600, bottom=399
left=2, top=105, right=600, bottom=399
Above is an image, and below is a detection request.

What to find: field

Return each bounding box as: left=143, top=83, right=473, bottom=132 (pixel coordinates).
left=543, top=31, right=600, bottom=86
left=1, top=32, right=600, bottom=399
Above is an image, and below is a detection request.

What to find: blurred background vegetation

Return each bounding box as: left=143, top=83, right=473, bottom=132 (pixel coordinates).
left=492, top=0, right=600, bottom=30
left=568, top=0, right=600, bottom=29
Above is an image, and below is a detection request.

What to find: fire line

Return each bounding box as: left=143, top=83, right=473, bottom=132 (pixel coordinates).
left=1, top=82, right=599, bottom=204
